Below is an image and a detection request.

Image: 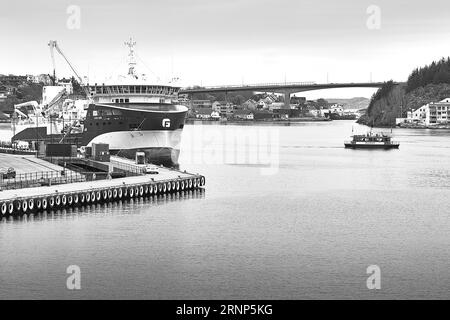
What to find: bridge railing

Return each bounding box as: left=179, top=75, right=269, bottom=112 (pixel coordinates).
left=180, top=81, right=391, bottom=92
left=182, top=81, right=317, bottom=90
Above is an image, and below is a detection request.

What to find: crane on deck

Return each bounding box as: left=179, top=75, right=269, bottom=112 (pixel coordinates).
left=48, top=40, right=90, bottom=97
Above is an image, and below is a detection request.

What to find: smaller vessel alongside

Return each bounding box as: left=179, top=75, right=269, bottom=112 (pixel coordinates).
left=344, top=131, right=399, bottom=149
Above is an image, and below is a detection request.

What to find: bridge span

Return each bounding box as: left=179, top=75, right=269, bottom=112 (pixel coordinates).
left=179, top=81, right=402, bottom=105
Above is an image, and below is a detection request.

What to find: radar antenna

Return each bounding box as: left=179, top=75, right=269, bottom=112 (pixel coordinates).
left=125, top=37, right=138, bottom=78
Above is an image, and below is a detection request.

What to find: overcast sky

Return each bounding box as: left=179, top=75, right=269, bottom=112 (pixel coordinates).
left=1, top=0, right=450, bottom=98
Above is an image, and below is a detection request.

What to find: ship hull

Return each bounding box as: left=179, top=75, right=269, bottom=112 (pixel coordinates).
left=88, top=129, right=183, bottom=166
left=344, top=143, right=399, bottom=149
left=11, top=103, right=188, bottom=166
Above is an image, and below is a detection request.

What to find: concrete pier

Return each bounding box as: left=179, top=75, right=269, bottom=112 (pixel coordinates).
left=0, top=156, right=205, bottom=216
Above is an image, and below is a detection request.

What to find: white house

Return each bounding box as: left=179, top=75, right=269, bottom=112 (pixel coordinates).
left=329, top=104, right=344, bottom=115
left=243, top=99, right=258, bottom=110
left=407, top=98, right=450, bottom=125
left=58, top=80, right=73, bottom=95
left=257, top=100, right=269, bottom=110
left=212, top=101, right=233, bottom=114
left=234, top=109, right=254, bottom=120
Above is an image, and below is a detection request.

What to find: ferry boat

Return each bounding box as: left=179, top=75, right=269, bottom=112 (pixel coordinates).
left=344, top=131, right=399, bottom=149
left=11, top=39, right=188, bottom=166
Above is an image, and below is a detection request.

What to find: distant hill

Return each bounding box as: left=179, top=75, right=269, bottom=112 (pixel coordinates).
left=326, top=97, right=370, bottom=110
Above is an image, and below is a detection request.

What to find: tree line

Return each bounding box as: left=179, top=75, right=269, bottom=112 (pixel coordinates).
left=406, top=57, right=450, bottom=93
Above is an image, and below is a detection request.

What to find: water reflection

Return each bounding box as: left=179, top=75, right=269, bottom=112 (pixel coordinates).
left=0, top=189, right=206, bottom=223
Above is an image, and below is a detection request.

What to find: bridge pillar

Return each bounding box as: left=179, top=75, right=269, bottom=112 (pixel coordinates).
left=283, top=90, right=294, bottom=108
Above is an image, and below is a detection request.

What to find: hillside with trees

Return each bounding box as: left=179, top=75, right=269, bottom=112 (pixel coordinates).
left=0, top=82, right=43, bottom=114
left=406, top=58, right=450, bottom=93
left=359, top=58, right=450, bottom=127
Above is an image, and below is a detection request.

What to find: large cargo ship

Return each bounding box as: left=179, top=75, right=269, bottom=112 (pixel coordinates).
left=11, top=39, right=188, bottom=166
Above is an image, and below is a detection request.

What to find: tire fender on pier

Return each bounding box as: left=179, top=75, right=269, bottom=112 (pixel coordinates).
left=36, top=199, right=42, bottom=210
left=1, top=203, right=7, bottom=215
left=102, top=190, right=108, bottom=200
left=8, top=202, right=14, bottom=215
left=181, top=180, right=185, bottom=190
left=167, top=182, right=171, bottom=192
left=55, top=196, right=61, bottom=206
left=129, top=187, right=134, bottom=198
left=189, top=179, right=193, bottom=189
left=96, top=191, right=101, bottom=202
left=42, top=198, right=48, bottom=210
left=118, top=188, right=123, bottom=199
left=68, top=195, right=73, bottom=205
left=176, top=181, right=180, bottom=191
left=49, top=197, right=55, bottom=207
left=22, top=200, right=28, bottom=213
left=113, top=189, right=118, bottom=199
left=28, top=199, right=34, bottom=211
left=139, top=186, right=144, bottom=196
left=62, top=195, right=67, bottom=206
left=74, top=194, right=79, bottom=204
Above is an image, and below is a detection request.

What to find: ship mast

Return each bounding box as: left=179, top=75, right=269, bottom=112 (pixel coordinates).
left=125, top=37, right=138, bottom=78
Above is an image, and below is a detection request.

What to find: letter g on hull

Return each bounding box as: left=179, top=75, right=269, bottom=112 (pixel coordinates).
left=162, top=118, right=171, bottom=128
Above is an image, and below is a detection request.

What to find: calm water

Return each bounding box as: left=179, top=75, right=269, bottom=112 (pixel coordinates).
left=0, top=121, right=449, bottom=299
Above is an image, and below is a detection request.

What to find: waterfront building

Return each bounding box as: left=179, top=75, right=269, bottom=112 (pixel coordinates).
left=291, top=96, right=306, bottom=106
left=212, top=101, right=233, bottom=115
left=329, top=104, right=344, bottom=115
left=407, top=98, right=450, bottom=125
left=243, top=99, right=258, bottom=110
left=268, top=102, right=285, bottom=111
left=257, top=100, right=269, bottom=110
left=191, top=99, right=212, bottom=108
left=57, top=79, right=74, bottom=95
left=195, top=107, right=219, bottom=120
left=234, top=109, right=254, bottom=120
